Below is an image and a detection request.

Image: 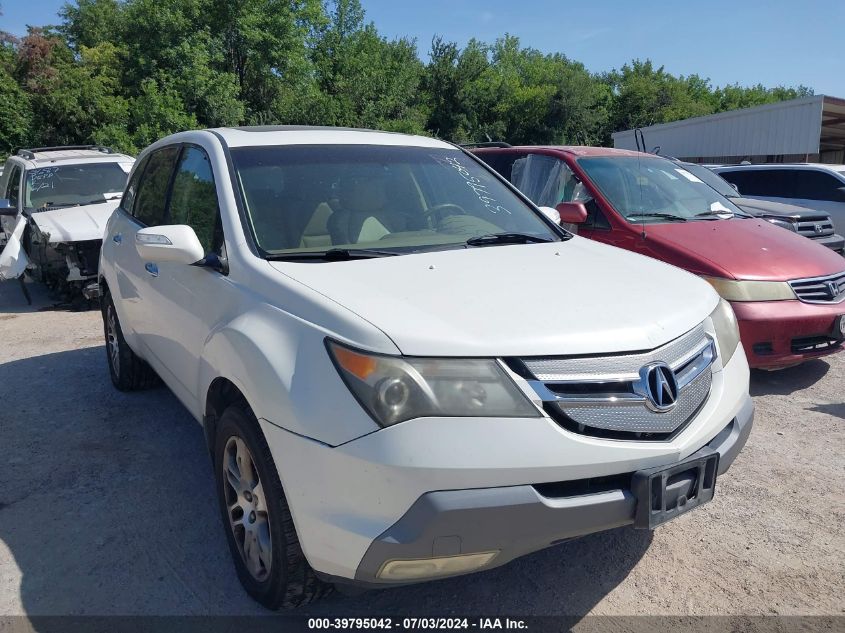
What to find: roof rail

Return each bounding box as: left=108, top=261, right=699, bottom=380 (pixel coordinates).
left=17, top=145, right=116, bottom=159
left=459, top=142, right=513, bottom=149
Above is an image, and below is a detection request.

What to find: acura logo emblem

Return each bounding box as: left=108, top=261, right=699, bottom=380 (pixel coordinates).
left=641, top=363, right=679, bottom=412
left=827, top=281, right=841, bottom=299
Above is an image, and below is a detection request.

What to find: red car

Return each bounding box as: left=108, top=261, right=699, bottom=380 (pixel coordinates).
left=472, top=145, right=845, bottom=369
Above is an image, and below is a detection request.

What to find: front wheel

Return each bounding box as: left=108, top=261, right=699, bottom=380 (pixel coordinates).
left=214, top=402, right=331, bottom=609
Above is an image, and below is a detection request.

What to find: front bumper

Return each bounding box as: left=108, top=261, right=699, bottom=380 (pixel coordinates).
left=337, top=395, right=752, bottom=587
left=732, top=299, right=845, bottom=368
left=260, top=348, right=751, bottom=583
left=812, top=232, right=845, bottom=253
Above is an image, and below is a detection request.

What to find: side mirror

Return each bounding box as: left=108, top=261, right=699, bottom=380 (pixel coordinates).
left=537, top=205, right=561, bottom=225
left=135, top=225, right=205, bottom=265
left=0, top=198, right=17, bottom=216
left=555, top=201, right=588, bottom=224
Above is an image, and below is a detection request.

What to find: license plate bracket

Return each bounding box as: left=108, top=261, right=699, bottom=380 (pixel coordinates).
left=632, top=447, right=719, bottom=529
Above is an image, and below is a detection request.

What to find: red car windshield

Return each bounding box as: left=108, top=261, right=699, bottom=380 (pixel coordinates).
left=578, top=156, right=746, bottom=223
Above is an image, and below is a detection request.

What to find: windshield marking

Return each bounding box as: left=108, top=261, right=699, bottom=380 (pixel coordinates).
left=434, top=155, right=512, bottom=215
left=28, top=167, right=60, bottom=192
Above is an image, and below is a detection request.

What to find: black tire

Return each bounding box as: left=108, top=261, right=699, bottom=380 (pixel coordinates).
left=214, top=402, right=332, bottom=609
left=102, top=292, right=159, bottom=391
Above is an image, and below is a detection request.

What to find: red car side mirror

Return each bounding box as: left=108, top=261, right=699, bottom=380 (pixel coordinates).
left=556, top=201, right=588, bottom=224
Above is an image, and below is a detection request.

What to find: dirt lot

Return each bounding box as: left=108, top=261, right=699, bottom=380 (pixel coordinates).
left=1, top=280, right=843, bottom=621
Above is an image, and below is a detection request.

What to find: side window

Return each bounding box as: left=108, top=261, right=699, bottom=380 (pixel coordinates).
left=121, top=155, right=151, bottom=215
left=478, top=152, right=519, bottom=182
left=5, top=165, right=22, bottom=209
left=583, top=199, right=611, bottom=230
left=510, top=154, right=577, bottom=208
left=793, top=171, right=845, bottom=201
left=720, top=169, right=792, bottom=197
left=168, top=146, right=223, bottom=253
left=133, top=146, right=180, bottom=227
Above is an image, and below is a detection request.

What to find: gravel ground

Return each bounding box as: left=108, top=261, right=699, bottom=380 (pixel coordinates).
left=0, top=280, right=843, bottom=621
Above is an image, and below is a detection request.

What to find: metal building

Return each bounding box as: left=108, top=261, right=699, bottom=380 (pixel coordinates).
left=612, top=95, right=845, bottom=164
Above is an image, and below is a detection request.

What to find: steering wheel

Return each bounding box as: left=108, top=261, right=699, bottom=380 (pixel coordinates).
left=423, top=203, right=466, bottom=226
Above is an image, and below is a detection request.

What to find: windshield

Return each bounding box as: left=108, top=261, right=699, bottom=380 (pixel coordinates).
left=25, top=162, right=131, bottom=211
left=230, top=145, right=560, bottom=257
left=577, top=156, right=745, bottom=223
left=679, top=163, right=739, bottom=198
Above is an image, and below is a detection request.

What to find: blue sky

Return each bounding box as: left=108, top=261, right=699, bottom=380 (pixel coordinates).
left=3, top=0, right=843, bottom=95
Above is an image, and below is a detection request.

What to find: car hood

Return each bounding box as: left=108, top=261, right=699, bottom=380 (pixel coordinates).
left=731, top=196, right=827, bottom=220
left=29, top=201, right=118, bottom=243
left=268, top=238, right=719, bottom=357
left=642, top=218, right=845, bottom=282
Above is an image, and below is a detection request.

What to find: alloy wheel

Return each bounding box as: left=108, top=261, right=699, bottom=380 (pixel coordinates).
left=106, top=306, right=120, bottom=378
left=222, top=436, right=273, bottom=580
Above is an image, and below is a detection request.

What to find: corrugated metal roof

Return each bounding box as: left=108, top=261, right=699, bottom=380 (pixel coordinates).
left=612, top=95, right=829, bottom=158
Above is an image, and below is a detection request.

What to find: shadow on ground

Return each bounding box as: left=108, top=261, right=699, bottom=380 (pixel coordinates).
left=0, top=345, right=652, bottom=619
left=749, top=359, right=831, bottom=396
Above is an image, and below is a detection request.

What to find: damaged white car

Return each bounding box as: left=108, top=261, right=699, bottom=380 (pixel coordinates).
left=0, top=145, right=134, bottom=306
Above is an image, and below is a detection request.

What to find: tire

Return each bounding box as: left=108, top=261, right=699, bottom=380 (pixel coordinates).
left=214, top=402, right=332, bottom=609
left=102, top=292, right=159, bottom=391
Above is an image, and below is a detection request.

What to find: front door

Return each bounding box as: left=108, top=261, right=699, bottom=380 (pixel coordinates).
left=133, top=144, right=236, bottom=416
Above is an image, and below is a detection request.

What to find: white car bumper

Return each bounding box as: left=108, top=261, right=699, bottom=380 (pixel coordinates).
left=260, top=349, right=752, bottom=583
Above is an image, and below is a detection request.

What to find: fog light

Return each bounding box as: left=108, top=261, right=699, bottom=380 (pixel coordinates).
left=377, top=551, right=499, bottom=581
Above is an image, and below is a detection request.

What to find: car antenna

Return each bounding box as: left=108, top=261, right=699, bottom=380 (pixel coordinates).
left=634, top=128, right=647, bottom=239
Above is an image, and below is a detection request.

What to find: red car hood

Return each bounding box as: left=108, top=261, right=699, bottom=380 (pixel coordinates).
left=642, top=218, right=845, bottom=282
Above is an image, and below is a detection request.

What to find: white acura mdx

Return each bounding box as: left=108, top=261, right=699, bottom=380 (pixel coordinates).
left=99, top=126, right=754, bottom=608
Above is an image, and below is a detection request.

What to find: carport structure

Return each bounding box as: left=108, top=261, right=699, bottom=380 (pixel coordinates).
left=613, top=95, right=845, bottom=164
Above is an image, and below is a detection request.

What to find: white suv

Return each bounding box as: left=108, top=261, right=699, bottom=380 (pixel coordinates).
left=0, top=145, right=134, bottom=304
left=99, top=127, right=754, bottom=609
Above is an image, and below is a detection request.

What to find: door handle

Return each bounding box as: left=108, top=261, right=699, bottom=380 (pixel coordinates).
left=144, top=262, right=159, bottom=277
left=112, top=233, right=122, bottom=244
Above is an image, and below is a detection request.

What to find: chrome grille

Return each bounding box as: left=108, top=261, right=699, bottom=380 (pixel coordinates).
left=522, top=325, right=715, bottom=439
left=524, top=325, right=709, bottom=382
left=795, top=219, right=834, bottom=238
left=789, top=271, right=845, bottom=304
left=554, top=369, right=711, bottom=434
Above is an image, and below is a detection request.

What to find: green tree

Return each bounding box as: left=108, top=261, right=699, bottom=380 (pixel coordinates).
left=310, top=0, right=425, bottom=132
left=59, top=0, right=122, bottom=50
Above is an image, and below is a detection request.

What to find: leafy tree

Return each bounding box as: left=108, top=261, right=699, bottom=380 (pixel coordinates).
left=0, top=0, right=819, bottom=157
left=59, top=0, right=122, bottom=50
left=311, top=0, right=425, bottom=131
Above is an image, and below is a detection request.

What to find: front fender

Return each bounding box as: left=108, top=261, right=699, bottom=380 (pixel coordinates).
left=199, top=303, right=383, bottom=447
left=0, top=215, right=30, bottom=281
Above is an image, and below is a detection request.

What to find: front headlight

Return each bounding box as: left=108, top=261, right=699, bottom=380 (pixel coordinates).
left=702, top=276, right=795, bottom=301
left=709, top=299, right=741, bottom=364
left=327, top=340, right=540, bottom=426
left=763, top=217, right=797, bottom=232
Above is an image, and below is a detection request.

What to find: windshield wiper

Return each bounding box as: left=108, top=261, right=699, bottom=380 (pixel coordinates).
left=466, top=232, right=553, bottom=247
left=694, top=211, right=750, bottom=219
left=266, top=248, right=400, bottom=261
left=627, top=213, right=687, bottom=222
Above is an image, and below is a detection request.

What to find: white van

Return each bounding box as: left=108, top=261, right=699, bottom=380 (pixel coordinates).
left=99, top=126, right=753, bottom=608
